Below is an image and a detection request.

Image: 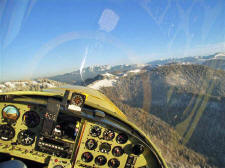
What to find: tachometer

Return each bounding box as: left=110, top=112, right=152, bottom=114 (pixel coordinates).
left=103, top=129, right=115, bottom=141
left=71, top=93, right=85, bottom=107
left=108, top=158, right=120, bottom=168
left=17, top=130, right=35, bottom=146
left=112, top=146, right=124, bottom=157
left=116, top=133, right=128, bottom=144
left=99, top=142, right=111, bottom=153
left=95, top=155, right=107, bottom=166
left=90, top=125, right=101, bottom=137
left=22, top=111, right=40, bottom=128
left=0, top=124, right=15, bottom=141
left=2, top=105, right=20, bottom=122
left=85, top=139, right=97, bottom=150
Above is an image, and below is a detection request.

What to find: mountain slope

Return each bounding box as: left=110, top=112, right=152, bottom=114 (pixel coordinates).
left=49, top=64, right=146, bottom=85
left=100, top=94, right=214, bottom=168
left=99, top=64, right=225, bottom=168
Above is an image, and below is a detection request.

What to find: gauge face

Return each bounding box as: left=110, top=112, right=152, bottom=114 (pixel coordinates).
left=2, top=105, right=20, bottom=121
left=17, top=130, right=35, bottom=146
left=108, top=158, right=120, bottom=168
left=95, top=155, right=107, bottom=166
left=103, top=129, right=115, bottom=141
left=0, top=124, right=15, bottom=141
left=112, top=146, right=124, bottom=157
left=81, top=152, right=93, bottom=163
left=99, top=142, right=111, bottom=153
left=90, top=125, right=101, bottom=137
left=85, top=139, right=97, bottom=150
left=116, top=133, right=128, bottom=144
left=71, top=94, right=84, bottom=107
left=22, top=111, right=40, bottom=128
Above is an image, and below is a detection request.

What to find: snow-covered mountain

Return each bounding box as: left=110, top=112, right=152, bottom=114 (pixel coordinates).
left=147, top=52, right=225, bottom=70
left=49, top=64, right=146, bottom=85
left=0, top=79, right=64, bottom=93
left=86, top=68, right=146, bottom=90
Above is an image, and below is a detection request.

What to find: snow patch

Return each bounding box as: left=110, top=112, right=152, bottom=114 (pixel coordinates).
left=102, top=72, right=114, bottom=77
left=0, top=84, right=6, bottom=88
left=128, top=69, right=141, bottom=73
left=215, top=53, right=225, bottom=60
left=4, top=82, right=15, bottom=88
left=123, top=74, right=127, bottom=77
left=88, top=79, right=117, bottom=90
left=44, top=83, right=55, bottom=88
left=31, top=81, right=38, bottom=85
left=136, top=64, right=146, bottom=67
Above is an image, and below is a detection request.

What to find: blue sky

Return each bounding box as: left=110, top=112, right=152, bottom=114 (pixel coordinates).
left=0, top=0, right=225, bottom=81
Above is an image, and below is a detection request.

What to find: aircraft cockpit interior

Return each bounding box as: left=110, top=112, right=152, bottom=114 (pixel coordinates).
left=0, top=87, right=167, bottom=168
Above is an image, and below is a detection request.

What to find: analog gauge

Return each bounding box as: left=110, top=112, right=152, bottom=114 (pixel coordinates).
left=103, top=129, right=115, bottom=141
left=112, top=146, right=124, bottom=157
left=108, top=158, right=120, bottom=168
left=71, top=94, right=84, bottom=107
left=90, top=125, right=101, bottom=137
left=85, top=139, right=97, bottom=150
left=116, top=133, right=128, bottom=144
left=2, top=105, right=20, bottom=121
left=22, top=111, right=40, bottom=128
left=0, top=124, right=15, bottom=141
left=81, top=152, right=93, bottom=163
left=17, top=130, right=35, bottom=146
left=99, top=142, right=111, bottom=153
left=95, top=155, right=107, bottom=166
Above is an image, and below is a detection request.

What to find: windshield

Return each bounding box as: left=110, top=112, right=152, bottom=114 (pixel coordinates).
left=0, top=0, right=225, bottom=167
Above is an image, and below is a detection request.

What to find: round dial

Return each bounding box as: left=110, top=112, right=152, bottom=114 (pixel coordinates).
left=71, top=94, right=84, bottom=107
left=116, top=133, right=128, bottom=144
left=99, top=142, right=111, bottom=153
left=90, top=126, right=101, bottom=137
left=85, top=139, right=97, bottom=150
left=103, top=129, right=115, bottom=141
left=112, top=146, right=124, bottom=157
left=2, top=105, right=20, bottom=121
left=108, top=158, right=120, bottom=168
left=0, top=124, right=15, bottom=141
left=95, top=155, right=107, bottom=166
left=22, top=111, right=40, bottom=128
left=17, top=130, right=35, bottom=146
left=81, top=152, right=93, bottom=163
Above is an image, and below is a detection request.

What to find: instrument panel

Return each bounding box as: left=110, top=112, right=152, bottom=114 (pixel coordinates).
left=0, top=95, right=162, bottom=168
left=75, top=122, right=152, bottom=168
left=0, top=102, right=80, bottom=168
